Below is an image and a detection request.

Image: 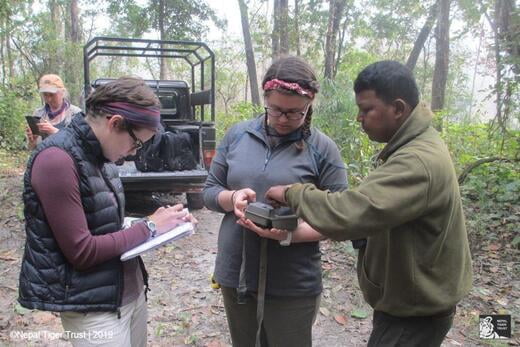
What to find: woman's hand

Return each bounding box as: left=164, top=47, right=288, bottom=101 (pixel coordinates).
left=37, top=120, right=59, bottom=135
left=25, top=126, right=38, bottom=149
left=232, top=188, right=256, bottom=219
left=148, top=204, right=197, bottom=235
left=237, top=218, right=289, bottom=241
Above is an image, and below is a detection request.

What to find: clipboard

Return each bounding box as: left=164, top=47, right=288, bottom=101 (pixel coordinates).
left=25, top=116, right=42, bottom=136
left=120, top=217, right=194, bottom=261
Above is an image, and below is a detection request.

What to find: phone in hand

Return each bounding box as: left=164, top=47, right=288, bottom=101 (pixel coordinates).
left=25, top=116, right=42, bottom=136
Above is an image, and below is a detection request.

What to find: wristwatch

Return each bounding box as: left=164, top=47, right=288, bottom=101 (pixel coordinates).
left=279, top=231, right=292, bottom=246
left=143, top=217, right=157, bottom=238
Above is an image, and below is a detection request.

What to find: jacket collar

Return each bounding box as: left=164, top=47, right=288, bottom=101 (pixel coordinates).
left=378, top=101, right=433, bottom=162
left=69, top=113, right=109, bottom=165
left=246, top=114, right=305, bottom=145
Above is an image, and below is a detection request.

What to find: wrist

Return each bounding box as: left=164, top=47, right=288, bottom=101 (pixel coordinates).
left=282, top=185, right=291, bottom=204
left=230, top=190, right=237, bottom=206
left=143, top=217, right=157, bottom=238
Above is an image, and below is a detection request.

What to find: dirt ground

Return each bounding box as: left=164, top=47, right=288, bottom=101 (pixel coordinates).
left=0, top=173, right=518, bottom=346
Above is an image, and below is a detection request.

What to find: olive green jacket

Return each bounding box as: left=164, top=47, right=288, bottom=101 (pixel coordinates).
left=286, top=102, right=472, bottom=317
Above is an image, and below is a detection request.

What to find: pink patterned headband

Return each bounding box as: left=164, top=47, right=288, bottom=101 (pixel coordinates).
left=263, top=79, right=315, bottom=98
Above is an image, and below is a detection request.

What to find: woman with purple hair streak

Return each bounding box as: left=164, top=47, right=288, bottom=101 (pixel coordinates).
left=18, top=77, right=197, bottom=346
left=203, top=57, right=349, bottom=346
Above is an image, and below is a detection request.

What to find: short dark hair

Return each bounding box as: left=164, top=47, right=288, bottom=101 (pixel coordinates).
left=354, top=61, right=419, bottom=108
left=86, top=77, right=160, bottom=117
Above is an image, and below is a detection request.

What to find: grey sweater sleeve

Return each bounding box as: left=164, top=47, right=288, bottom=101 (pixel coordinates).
left=202, top=126, right=236, bottom=213
left=312, top=134, right=348, bottom=192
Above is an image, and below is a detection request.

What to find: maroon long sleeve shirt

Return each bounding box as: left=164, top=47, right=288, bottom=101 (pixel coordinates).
left=31, top=147, right=147, bottom=305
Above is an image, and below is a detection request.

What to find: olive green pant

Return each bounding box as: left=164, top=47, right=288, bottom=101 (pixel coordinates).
left=221, top=286, right=320, bottom=347
left=367, top=309, right=455, bottom=347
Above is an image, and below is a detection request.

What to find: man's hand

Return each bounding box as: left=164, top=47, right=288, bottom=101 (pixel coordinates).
left=265, top=185, right=291, bottom=207
left=38, top=120, right=59, bottom=135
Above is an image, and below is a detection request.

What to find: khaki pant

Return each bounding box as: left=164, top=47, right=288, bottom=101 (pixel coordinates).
left=221, top=286, right=321, bottom=347
left=60, top=291, right=147, bottom=347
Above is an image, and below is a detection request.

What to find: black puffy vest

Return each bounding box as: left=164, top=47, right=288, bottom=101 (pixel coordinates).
left=18, top=114, right=146, bottom=312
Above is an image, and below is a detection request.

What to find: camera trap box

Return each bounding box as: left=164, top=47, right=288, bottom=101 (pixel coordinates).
left=244, top=202, right=298, bottom=231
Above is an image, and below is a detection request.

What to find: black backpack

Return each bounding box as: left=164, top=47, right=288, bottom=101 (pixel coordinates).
left=134, top=128, right=197, bottom=172
left=161, top=131, right=197, bottom=171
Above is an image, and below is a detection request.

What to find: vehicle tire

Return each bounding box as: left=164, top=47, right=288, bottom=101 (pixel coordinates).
left=186, top=192, right=204, bottom=210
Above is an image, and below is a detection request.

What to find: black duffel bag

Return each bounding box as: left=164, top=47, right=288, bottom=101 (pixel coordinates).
left=134, top=128, right=197, bottom=172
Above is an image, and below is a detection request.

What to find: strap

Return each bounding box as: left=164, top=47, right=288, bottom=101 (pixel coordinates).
left=237, top=229, right=248, bottom=304
left=255, top=238, right=268, bottom=347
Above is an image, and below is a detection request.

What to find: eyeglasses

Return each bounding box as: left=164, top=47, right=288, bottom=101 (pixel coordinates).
left=105, top=116, right=144, bottom=150
left=127, top=128, right=144, bottom=151
left=264, top=104, right=310, bottom=121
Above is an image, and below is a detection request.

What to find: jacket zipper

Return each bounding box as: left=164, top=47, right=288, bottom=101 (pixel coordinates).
left=263, top=148, right=272, bottom=171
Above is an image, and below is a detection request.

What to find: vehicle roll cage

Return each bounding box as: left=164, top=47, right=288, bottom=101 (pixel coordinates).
left=83, top=36, right=215, bottom=122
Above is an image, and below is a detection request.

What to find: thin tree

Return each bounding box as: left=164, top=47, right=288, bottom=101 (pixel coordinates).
left=294, top=0, right=301, bottom=56
left=324, top=0, right=346, bottom=80
left=69, top=0, right=80, bottom=43
left=482, top=0, right=519, bottom=132
left=158, top=0, right=168, bottom=79
left=406, top=1, right=438, bottom=71
left=279, top=0, right=289, bottom=56
left=272, top=0, right=280, bottom=58
left=431, top=0, right=451, bottom=112
left=238, top=0, right=260, bottom=106
left=334, top=8, right=350, bottom=79
left=48, top=0, right=63, bottom=75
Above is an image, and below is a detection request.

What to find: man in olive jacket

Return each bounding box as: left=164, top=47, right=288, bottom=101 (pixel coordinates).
left=266, top=61, right=472, bottom=347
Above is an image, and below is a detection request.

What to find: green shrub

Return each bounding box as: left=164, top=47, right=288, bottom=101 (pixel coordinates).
left=314, top=78, right=381, bottom=187
left=0, top=80, right=37, bottom=150
left=216, top=101, right=263, bottom=140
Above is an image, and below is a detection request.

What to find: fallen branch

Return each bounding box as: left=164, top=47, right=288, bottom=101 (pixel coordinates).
left=458, top=157, right=519, bottom=185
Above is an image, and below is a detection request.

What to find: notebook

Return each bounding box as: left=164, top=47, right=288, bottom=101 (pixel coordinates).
left=120, top=217, right=194, bottom=261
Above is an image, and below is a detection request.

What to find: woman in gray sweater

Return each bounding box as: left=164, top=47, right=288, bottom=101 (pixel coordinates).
left=203, top=57, right=347, bottom=347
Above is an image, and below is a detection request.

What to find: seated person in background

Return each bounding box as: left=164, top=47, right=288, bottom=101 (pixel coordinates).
left=26, top=74, right=81, bottom=149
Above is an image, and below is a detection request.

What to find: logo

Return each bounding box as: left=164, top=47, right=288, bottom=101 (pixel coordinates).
left=479, top=315, right=511, bottom=339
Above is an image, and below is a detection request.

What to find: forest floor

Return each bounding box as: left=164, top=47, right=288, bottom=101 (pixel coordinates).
left=0, top=167, right=518, bottom=346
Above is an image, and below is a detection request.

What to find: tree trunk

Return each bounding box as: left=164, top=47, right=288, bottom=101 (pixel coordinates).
left=495, top=0, right=518, bottom=127
left=431, top=0, right=450, bottom=112
left=159, top=0, right=168, bottom=80
left=69, top=0, right=80, bottom=43
left=324, top=0, right=346, bottom=80
left=279, top=0, right=289, bottom=56
left=4, top=22, right=14, bottom=81
left=238, top=0, right=260, bottom=106
left=497, top=0, right=519, bottom=74
left=334, top=12, right=349, bottom=78
left=406, top=1, right=438, bottom=71
left=272, top=0, right=280, bottom=59
left=1, top=28, right=5, bottom=85
left=49, top=0, right=63, bottom=74
left=294, top=0, right=301, bottom=56
left=468, top=26, right=484, bottom=119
